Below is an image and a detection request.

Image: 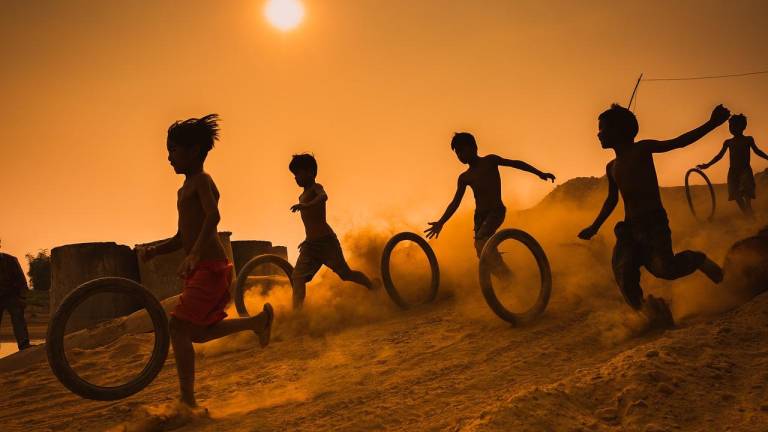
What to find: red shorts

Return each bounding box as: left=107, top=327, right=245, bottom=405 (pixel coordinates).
left=172, top=260, right=233, bottom=326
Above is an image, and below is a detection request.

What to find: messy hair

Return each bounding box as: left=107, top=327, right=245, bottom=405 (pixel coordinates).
left=167, top=114, right=220, bottom=156
left=450, top=132, right=478, bottom=153
left=289, top=153, right=318, bottom=177
left=598, top=104, right=639, bottom=139
left=729, top=114, right=747, bottom=130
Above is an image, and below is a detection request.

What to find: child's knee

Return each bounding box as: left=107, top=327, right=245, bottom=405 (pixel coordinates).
left=648, top=259, right=678, bottom=280
left=169, top=316, right=190, bottom=337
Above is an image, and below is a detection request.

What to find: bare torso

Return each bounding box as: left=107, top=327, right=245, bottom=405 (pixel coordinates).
left=610, top=142, right=665, bottom=221
left=726, top=135, right=753, bottom=171
left=299, top=183, right=335, bottom=240
left=177, top=173, right=227, bottom=260
left=461, top=155, right=505, bottom=213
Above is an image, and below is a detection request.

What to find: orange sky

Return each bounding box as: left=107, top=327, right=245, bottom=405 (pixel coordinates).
left=1, top=0, right=767, bottom=275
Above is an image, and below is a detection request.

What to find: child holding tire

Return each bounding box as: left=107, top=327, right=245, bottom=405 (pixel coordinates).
left=698, top=113, right=768, bottom=217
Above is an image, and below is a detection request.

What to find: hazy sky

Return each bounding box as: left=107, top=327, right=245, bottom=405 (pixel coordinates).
left=1, top=0, right=767, bottom=273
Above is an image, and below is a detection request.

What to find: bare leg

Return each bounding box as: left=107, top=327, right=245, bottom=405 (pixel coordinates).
left=340, top=269, right=373, bottom=289
left=170, top=309, right=272, bottom=406
left=188, top=312, right=270, bottom=343
left=735, top=197, right=754, bottom=218
left=744, top=198, right=755, bottom=218
left=169, top=317, right=197, bottom=407
left=291, top=277, right=307, bottom=310
left=475, top=237, right=512, bottom=279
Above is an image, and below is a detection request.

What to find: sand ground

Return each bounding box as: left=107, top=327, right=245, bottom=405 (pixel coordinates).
left=1, top=175, right=767, bottom=431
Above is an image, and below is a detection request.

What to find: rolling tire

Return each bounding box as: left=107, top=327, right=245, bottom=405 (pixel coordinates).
left=234, top=254, right=294, bottom=317
left=479, top=229, right=552, bottom=325
left=46, top=277, right=169, bottom=401
left=381, top=232, right=440, bottom=309
left=685, top=168, right=716, bottom=222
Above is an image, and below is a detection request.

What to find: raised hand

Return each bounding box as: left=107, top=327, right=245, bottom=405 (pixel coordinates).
left=290, top=203, right=304, bottom=213
left=709, top=104, right=730, bottom=127
left=424, top=221, right=444, bottom=239
left=578, top=225, right=598, bottom=240
left=540, top=172, right=556, bottom=183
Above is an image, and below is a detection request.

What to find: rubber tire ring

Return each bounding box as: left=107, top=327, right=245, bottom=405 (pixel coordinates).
left=234, top=254, right=294, bottom=317
left=479, top=229, right=552, bottom=325
left=685, top=168, right=716, bottom=222
left=381, top=232, right=440, bottom=309
left=46, top=277, right=169, bottom=401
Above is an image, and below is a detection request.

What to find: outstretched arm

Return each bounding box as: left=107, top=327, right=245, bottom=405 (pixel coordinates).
left=425, top=178, right=467, bottom=239
left=291, top=184, right=328, bottom=212
left=496, top=156, right=556, bottom=182
left=697, top=143, right=727, bottom=169
left=578, top=163, right=618, bottom=240
left=145, top=232, right=183, bottom=258
left=751, top=137, right=768, bottom=161
left=647, top=104, right=731, bottom=153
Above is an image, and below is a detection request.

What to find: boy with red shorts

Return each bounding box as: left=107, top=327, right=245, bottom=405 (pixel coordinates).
left=141, top=114, right=273, bottom=409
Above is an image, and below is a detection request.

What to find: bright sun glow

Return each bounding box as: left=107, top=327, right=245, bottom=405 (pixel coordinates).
left=264, top=0, right=305, bottom=31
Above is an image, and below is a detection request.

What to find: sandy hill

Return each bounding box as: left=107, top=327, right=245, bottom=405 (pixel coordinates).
left=1, top=172, right=767, bottom=432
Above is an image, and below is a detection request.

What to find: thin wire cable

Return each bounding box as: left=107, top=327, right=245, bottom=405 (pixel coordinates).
left=629, top=68, right=768, bottom=112
left=644, top=69, right=768, bottom=82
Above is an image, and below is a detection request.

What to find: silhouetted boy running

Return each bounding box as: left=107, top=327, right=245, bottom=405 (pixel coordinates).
left=579, top=104, right=729, bottom=326
left=425, top=132, right=555, bottom=274
left=289, top=154, right=376, bottom=310
left=698, top=113, right=768, bottom=217
left=140, top=114, right=273, bottom=410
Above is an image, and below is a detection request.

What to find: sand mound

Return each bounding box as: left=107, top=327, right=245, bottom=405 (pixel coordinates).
left=462, top=292, right=768, bottom=432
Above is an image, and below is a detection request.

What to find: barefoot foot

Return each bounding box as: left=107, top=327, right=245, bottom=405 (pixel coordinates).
left=640, top=295, right=674, bottom=330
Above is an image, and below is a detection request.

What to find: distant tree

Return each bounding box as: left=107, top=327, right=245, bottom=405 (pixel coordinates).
left=26, top=249, right=51, bottom=291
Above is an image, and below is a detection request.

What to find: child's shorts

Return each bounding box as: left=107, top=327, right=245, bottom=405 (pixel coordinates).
left=727, top=168, right=756, bottom=201
left=293, top=235, right=352, bottom=282
left=172, top=259, right=233, bottom=326
left=473, top=207, right=506, bottom=241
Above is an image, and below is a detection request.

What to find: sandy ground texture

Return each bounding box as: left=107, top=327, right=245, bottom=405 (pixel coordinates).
left=1, top=173, right=767, bottom=432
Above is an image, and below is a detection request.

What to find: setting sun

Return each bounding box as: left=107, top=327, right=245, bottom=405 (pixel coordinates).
left=264, top=0, right=304, bottom=31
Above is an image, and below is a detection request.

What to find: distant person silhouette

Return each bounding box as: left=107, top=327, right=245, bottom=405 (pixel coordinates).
left=425, top=132, right=555, bottom=275
left=698, top=113, right=768, bottom=217
left=578, top=104, right=729, bottom=327
left=0, top=240, right=31, bottom=351
left=139, top=114, right=273, bottom=410
left=289, top=154, right=377, bottom=310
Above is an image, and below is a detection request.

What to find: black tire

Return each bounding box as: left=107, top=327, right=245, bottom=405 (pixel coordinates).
left=479, top=229, right=552, bottom=325
left=685, top=168, right=716, bottom=222
left=381, top=232, right=440, bottom=309
left=234, top=254, right=294, bottom=317
left=46, top=277, right=169, bottom=401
